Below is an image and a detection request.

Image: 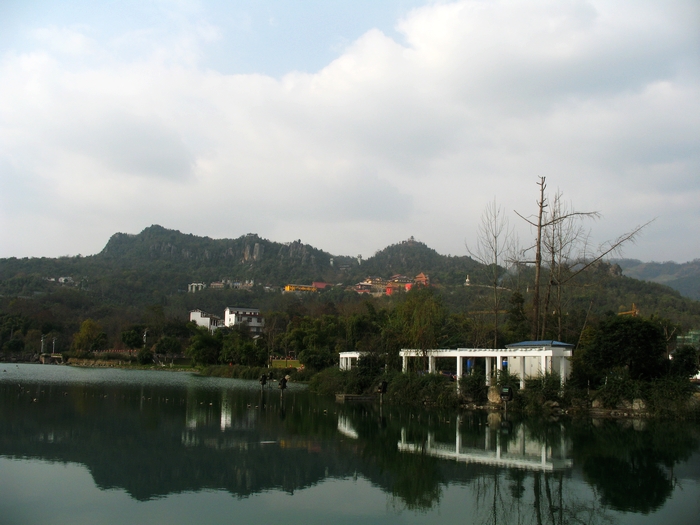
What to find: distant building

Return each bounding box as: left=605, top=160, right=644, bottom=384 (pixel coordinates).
left=284, top=284, right=318, bottom=293
left=188, top=282, right=206, bottom=293
left=353, top=277, right=386, bottom=296
left=225, top=307, right=264, bottom=334
left=414, top=273, right=430, bottom=287
left=210, top=281, right=225, bottom=289
left=189, top=309, right=222, bottom=331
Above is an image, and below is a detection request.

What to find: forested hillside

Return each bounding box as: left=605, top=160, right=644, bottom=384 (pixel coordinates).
left=1, top=226, right=700, bottom=360
left=615, top=258, right=700, bottom=300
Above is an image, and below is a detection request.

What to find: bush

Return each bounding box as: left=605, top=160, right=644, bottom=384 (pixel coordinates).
left=669, top=346, right=699, bottom=378
left=495, top=369, right=521, bottom=390
left=136, top=348, right=154, bottom=365
left=299, top=347, right=335, bottom=371
left=309, top=367, right=351, bottom=396
left=520, top=373, right=562, bottom=412
left=645, top=376, right=695, bottom=416
left=459, top=373, right=488, bottom=403
left=387, top=372, right=458, bottom=408
left=593, top=369, right=642, bottom=409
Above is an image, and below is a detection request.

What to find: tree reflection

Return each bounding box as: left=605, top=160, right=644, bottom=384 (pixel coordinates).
left=0, top=376, right=698, bottom=519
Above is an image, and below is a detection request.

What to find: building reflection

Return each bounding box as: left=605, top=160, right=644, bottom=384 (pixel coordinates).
left=397, top=415, right=572, bottom=471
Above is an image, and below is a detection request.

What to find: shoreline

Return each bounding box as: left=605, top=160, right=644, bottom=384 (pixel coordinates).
left=6, top=359, right=699, bottom=419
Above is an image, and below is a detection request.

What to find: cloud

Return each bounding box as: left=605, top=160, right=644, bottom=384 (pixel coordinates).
left=30, top=26, right=98, bottom=55
left=57, top=113, right=195, bottom=181
left=0, top=0, right=698, bottom=262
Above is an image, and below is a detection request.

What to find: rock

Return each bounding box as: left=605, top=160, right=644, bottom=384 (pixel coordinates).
left=617, top=400, right=633, bottom=410
left=487, top=412, right=502, bottom=428
left=632, top=398, right=646, bottom=411
left=592, top=399, right=602, bottom=409
left=487, top=386, right=502, bottom=404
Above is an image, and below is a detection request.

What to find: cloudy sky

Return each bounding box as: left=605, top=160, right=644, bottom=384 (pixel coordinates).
left=1, top=0, right=698, bottom=262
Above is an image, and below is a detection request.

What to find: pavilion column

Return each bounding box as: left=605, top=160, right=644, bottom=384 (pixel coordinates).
left=456, top=356, right=463, bottom=378
left=402, top=355, right=407, bottom=373
left=559, top=356, right=569, bottom=384
left=496, top=355, right=503, bottom=380
left=429, top=356, right=435, bottom=374
left=519, top=356, right=525, bottom=389
left=485, top=357, right=492, bottom=386
left=540, top=355, right=547, bottom=376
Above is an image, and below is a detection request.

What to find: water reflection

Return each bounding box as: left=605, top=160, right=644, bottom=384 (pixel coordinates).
left=0, top=365, right=699, bottom=524
left=397, top=416, right=573, bottom=471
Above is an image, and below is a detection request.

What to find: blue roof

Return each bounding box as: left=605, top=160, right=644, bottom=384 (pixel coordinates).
left=505, top=340, right=574, bottom=348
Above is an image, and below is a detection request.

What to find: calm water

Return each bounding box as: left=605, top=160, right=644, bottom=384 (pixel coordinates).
left=1, top=364, right=699, bottom=525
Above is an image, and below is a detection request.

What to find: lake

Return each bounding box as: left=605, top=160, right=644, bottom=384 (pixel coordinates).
left=1, top=364, right=699, bottom=525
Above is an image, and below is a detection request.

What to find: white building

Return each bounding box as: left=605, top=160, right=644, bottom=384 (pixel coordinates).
left=189, top=309, right=223, bottom=331
left=398, top=341, right=573, bottom=388
left=188, top=282, right=206, bottom=293
left=224, top=307, right=264, bottom=334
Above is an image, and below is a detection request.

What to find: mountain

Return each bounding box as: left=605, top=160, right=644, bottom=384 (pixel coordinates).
left=614, top=259, right=700, bottom=301
left=347, top=237, right=480, bottom=286
left=0, top=226, right=480, bottom=298
left=2, top=226, right=700, bottom=351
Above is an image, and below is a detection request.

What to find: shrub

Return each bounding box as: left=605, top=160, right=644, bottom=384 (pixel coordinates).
left=387, top=372, right=458, bottom=408
left=645, top=376, right=695, bottom=416
left=459, top=373, right=488, bottom=403
left=136, top=348, right=154, bottom=365
left=309, top=367, right=351, bottom=396
left=520, top=373, right=562, bottom=412
left=593, top=368, right=642, bottom=409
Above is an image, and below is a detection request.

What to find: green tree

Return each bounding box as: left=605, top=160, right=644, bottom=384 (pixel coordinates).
left=3, top=338, right=25, bottom=353
left=391, top=288, right=447, bottom=370
left=576, top=316, right=667, bottom=386
left=121, top=326, right=145, bottom=350
left=504, top=291, right=530, bottom=343
left=72, top=319, right=108, bottom=356
left=154, top=336, right=182, bottom=364
left=669, top=345, right=699, bottom=378
left=186, top=328, right=222, bottom=366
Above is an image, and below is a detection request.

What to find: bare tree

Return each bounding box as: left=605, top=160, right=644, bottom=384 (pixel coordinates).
left=516, top=177, right=649, bottom=340
left=541, top=192, right=591, bottom=340
left=467, top=199, right=517, bottom=348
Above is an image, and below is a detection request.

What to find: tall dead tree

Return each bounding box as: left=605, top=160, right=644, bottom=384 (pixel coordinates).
left=467, top=199, right=516, bottom=349
left=516, top=177, right=649, bottom=340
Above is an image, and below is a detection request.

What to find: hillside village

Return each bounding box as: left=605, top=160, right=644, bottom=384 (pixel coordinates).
left=186, top=271, right=435, bottom=297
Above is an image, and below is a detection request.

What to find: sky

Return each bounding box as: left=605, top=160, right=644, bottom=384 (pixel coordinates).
left=0, top=0, right=698, bottom=263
